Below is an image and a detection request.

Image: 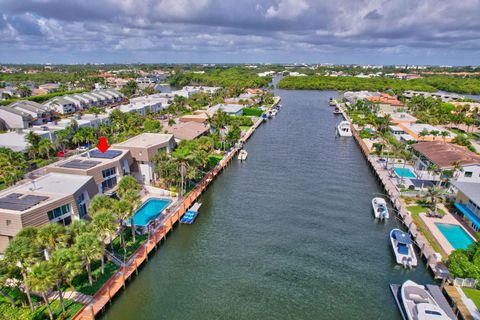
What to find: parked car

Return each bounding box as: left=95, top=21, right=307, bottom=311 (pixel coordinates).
left=56, top=151, right=66, bottom=157
left=76, top=146, right=88, bottom=152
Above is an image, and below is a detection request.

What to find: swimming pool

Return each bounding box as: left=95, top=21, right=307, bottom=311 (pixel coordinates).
left=435, top=223, right=475, bottom=250
left=393, top=167, right=416, bottom=179
left=131, top=198, right=171, bottom=227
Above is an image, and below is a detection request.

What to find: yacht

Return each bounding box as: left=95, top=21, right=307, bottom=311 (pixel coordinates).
left=336, top=121, right=352, bottom=136
left=390, top=229, right=418, bottom=268
left=372, top=197, right=389, bottom=219
left=238, top=149, right=248, bottom=161
left=400, top=280, right=451, bottom=320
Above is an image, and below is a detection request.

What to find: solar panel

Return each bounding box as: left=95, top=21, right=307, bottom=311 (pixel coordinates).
left=60, top=160, right=101, bottom=169
left=0, top=194, right=49, bottom=211
left=410, top=179, right=435, bottom=188
left=82, top=149, right=122, bottom=159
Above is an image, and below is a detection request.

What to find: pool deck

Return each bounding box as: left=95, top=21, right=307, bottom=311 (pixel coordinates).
left=418, top=209, right=474, bottom=256
left=72, top=98, right=279, bottom=320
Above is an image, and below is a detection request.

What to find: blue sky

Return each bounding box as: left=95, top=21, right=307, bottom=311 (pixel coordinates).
left=0, top=0, right=479, bottom=65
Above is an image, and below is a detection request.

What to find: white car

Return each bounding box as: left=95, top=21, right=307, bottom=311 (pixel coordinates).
left=77, top=146, right=88, bottom=152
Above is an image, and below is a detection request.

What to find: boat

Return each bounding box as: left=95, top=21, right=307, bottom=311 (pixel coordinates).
left=372, top=197, right=389, bottom=219
left=400, top=280, right=451, bottom=320
left=336, top=121, right=352, bottom=136
left=329, top=100, right=336, bottom=106
left=390, top=229, right=418, bottom=268
left=180, top=202, right=202, bottom=224
left=333, top=107, right=342, bottom=114
left=238, top=149, right=248, bottom=161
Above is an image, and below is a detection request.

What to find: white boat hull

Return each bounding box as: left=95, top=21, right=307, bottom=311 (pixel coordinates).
left=390, top=229, right=418, bottom=268
left=400, top=280, right=451, bottom=320
left=372, top=197, right=389, bottom=219
left=337, top=121, right=352, bottom=136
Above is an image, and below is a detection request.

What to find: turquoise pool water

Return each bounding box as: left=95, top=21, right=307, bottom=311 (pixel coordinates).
left=393, top=167, right=416, bottom=179
left=131, top=198, right=171, bottom=227
left=435, top=223, right=475, bottom=250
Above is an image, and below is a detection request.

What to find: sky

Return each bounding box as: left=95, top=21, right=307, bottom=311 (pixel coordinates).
left=0, top=0, right=480, bottom=65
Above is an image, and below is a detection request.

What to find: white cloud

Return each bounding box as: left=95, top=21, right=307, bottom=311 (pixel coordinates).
left=264, top=0, right=309, bottom=20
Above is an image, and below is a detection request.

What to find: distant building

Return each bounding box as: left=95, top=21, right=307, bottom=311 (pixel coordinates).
left=403, top=91, right=464, bottom=102
left=208, top=104, right=244, bottom=116
left=8, top=100, right=54, bottom=125
left=0, top=106, right=31, bottom=129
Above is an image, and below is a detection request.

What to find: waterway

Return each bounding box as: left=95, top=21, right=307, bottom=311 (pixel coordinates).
left=102, top=89, right=433, bottom=320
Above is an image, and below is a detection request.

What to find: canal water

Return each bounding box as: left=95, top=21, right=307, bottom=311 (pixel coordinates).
left=102, top=89, right=433, bottom=320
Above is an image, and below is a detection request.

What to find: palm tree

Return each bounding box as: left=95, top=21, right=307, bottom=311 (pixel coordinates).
left=38, top=138, right=53, bottom=160
left=451, top=160, right=463, bottom=181
left=25, top=131, right=41, bottom=159
left=37, top=223, right=68, bottom=260
left=27, top=262, right=56, bottom=320
left=424, top=186, right=444, bottom=216
left=400, top=149, right=413, bottom=182
left=418, top=128, right=430, bottom=141
left=89, top=194, right=115, bottom=215
left=440, top=131, right=450, bottom=143
left=427, top=163, right=439, bottom=182
left=122, top=190, right=140, bottom=243
left=115, top=200, right=133, bottom=252
left=66, top=219, right=92, bottom=241
left=0, top=148, right=28, bottom=186
left=74, top=233, right=103, bottom=285
left=4, top=235, right=40, bottom=310
left=429, top=130, right=440, bottom=141
left=117, top=175, right=141, bottom=199
left=0, top=260, right=16, bottom=307
left=16, top=84, right=32, bottom=98
left=92, top=210, right=117, bottom=253
left=48, top=248, right=82, bottom=313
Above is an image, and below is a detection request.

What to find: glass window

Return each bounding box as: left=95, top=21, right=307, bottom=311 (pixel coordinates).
left=47, top=204, right=71, bottom=221
left=465, top=171, right=473, bottom=178
left=102, top=167, right=116, bottom=178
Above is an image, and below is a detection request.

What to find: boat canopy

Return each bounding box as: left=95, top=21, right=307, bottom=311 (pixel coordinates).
left=392, top=230, right=413, bottom=244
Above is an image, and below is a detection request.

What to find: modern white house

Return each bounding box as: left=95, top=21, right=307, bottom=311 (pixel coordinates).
left=207, top=103, right=244, bottom=116
left=44, top=96, right=77, bottom=114
left=452, top=181, right=480, bottom=232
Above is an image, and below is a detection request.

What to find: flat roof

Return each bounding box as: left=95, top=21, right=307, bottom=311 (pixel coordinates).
left=114, top=133, right=173, bottom=148
left=453, top=181, right=480, bottom=205
left=50, top=148, right=129, bottom=170
left=412, top=141, right=480, bottom=168
left=208, top=104, right=244, bottom=114
left=0, top=173, right=94, bottom=213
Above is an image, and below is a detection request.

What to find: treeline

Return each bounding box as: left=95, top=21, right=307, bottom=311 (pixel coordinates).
left=170, top=68, right=271, bottom=88
left=277, top=75, right=480, bottom=94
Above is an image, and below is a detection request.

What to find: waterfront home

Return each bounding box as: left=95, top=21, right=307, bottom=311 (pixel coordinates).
left=114, top=133, right=176, bottom=186
left=366, top=93, right=406, bottom=113
left=412, top=141, right=480, bottom=183
left=452, top=181, right=480, bottom=232
left=166, top=121, right=210, bottom=142
left=46, top=149, right=133, bottom=194
left=0, top=173, right=98, bottom=254
left=388, top=112, right=418, bottom=124
left=116, top=95, right=166, bottom=116
left=403, top=90, right=464, bottom=102
left=393, top=123, right=455, bottom=142
left=207, top=104, right=244, bottom=116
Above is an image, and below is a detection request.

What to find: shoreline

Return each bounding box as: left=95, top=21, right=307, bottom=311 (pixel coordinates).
left=72, top=97, right=280, bottom=320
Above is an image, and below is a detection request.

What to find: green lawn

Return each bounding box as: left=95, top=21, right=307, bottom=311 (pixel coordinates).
left=240, top=126, right=251, bottom=133
left=463, top=288, right=480, bottom=310
left=112, top=229, right=148, bottom=260
left=408, top=205, right=447, bottom=216
left=408, top=206, right=446, bottom=256
left=0, top=298, right=82, bottom=320
left=70, top=260, right=118, bottom=296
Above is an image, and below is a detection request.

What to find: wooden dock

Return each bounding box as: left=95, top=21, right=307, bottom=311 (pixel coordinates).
left=72, top=106, right=274, bottom=319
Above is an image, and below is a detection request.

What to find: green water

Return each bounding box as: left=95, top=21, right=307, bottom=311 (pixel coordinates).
left=101, top=89, right=433, bottom=320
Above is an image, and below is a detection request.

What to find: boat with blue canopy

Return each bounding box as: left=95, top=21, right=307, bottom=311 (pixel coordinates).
left=390, top=229, right=418, bottom=268
left=180, top=202, right=202, bottom=224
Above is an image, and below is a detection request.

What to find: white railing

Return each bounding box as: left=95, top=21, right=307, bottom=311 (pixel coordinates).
left=453, top=277, right=478, bottom=289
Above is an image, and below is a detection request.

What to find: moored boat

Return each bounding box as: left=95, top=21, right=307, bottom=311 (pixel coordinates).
left=180, top=202, right=202, bottom=224
left=238, top=149, right=248, bottom=161
left=390, top=229, right=418, bottom=268
left=372, top=197, right=389, bottom=219
left=336, top=121, right=352, bottom=136
left=333, top=107, right=342, bottom=114
left=400, top=280, right=451, bottom=320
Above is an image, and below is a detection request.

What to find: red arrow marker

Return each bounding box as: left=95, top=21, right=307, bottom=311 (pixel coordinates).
left=97, top=136, right=110, bottom=153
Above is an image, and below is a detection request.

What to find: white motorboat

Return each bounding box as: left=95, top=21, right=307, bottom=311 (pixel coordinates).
left=270, top=109, right=278, bottom=116
left=372, top=197, right=389, bottom=219
left=238, top=149, right=248, bottom=161
left=390, top=229, right=418, bottom=268
left=400, top=280, right=451, bottom=320
left=336, top=121, right=352, bottom=136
